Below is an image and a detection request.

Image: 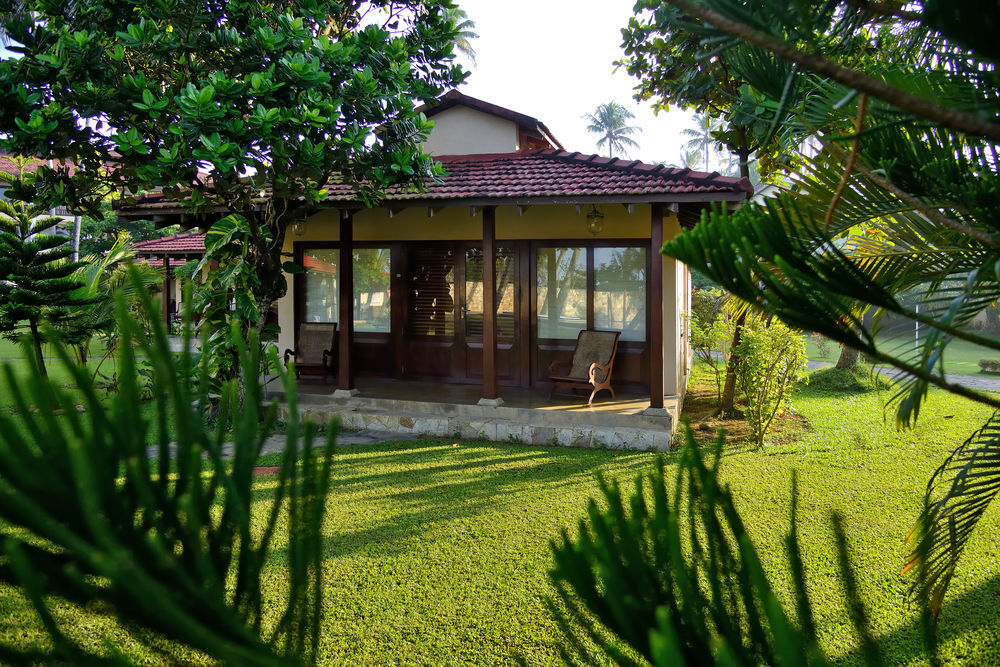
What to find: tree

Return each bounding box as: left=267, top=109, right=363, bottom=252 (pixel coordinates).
left=650, top=0, right=1000, bottom=618
left=621, top=5, right=801, bottom=180
left=0, top=1, right=467, bottom=351
left=681, top=111, right=723, bottom=171
left=582, top=101, right=642, bottom=158
left=445, top=6, right=479, bottom=66
left=68, top=232, right=163, bottom=371
left=0, top=159, right=90, bottom=377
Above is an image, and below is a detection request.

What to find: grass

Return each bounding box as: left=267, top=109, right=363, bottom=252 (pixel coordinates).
left=2, top=363, right=1000, bottom=663
left=806, top=331, right=1000, bottom=377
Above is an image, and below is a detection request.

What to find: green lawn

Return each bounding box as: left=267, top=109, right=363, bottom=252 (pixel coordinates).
left=2, top=367, right=1000, bottom=664
left=806, top=331, right=1000, bottom=376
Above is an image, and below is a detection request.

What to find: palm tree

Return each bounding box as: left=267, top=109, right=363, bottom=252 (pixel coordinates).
left=681, top=112, right=724, bottom=171
left=444, top=7, right=478, bottom=66
left=582, top=102, right=641, bottom=158
left=676, top=147, right=702, bottom=169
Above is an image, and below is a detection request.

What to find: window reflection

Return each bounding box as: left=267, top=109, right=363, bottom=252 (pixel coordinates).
left=595, top=247, right=646, bottom=341
left=536, top=247, right=586, bottom=339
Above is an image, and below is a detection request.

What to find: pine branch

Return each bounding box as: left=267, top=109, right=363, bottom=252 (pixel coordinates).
left=665, top=0, right=1000, bottom=143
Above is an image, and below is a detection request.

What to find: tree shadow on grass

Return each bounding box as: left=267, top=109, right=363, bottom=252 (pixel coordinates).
left=834, top=573, right=1000, bottom=665
left=257, top=439, right=661, bottom=561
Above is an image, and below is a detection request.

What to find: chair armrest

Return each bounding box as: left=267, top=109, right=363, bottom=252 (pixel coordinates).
left=284, top=348, right=295, bottom=364
left=548, top=360, right=571, bottom=376
left=588, top=361, right=612, bottom=383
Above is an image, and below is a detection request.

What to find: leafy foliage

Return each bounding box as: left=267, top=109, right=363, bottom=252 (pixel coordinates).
left=67, top=232, right=163, bottom=371
left=734, top=318, right=808, bottom=447
left=549, top=427, right=918, bottom=666
left=807, top=364, right=895, bottom=394
left=0, top=0, right=467, bottom=338
left=688, top=287, right=730, bottom=399
left=0, top=276, right=337, bottom=664
left=0, top=161, right=90, bottom=376
left=177, top=213, right=281, bottom=389
left=582, top=101, right=642, bottom=158
left=649, top=0, right=1000, bottom=616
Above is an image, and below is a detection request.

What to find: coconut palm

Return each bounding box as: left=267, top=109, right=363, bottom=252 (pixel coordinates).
left=583, top=102, right=642, bottom=158
left=444, top=7, right=478, bottom=66
left=681, top=112, right=727, bottom=171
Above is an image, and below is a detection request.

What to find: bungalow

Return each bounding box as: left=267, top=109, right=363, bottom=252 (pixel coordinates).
left=132, top=230, right=206, bottom=325
left=123, top=91, right=750, bottom=440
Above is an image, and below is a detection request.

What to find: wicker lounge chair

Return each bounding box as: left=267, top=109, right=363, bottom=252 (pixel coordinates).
left=548, top=329, right=620, bottom=405
left=284, top=322, right=338, bottom=382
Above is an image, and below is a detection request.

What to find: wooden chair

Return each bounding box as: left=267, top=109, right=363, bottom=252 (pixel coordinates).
left=548, top=330, right=620, bottom=405
left=284, top=322, right=338, bottom=383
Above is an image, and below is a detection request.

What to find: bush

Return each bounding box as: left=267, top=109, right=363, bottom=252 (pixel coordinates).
left=978, top=359, right=1000, bottom=374
left=811, top=332, right=833, bottom=359
left=0, top=277, right=336, bottom=664
left=809, top=365, right=895, bottom=393
left=734, top=318, right=809, bottom=447
left=688, top=288, right=731, bottom=399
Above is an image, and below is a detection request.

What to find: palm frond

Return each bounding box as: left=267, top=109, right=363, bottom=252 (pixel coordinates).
left=906, top=411, right=1000, bottom=619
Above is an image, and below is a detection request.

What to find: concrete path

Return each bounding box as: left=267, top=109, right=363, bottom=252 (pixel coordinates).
left=807, top=361, right=1000, bottom=392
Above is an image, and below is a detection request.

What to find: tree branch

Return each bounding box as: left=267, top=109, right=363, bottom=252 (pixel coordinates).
left=664, top=0, right=1000, bottom=143
left=820, top=138, right=1000, bottom=249
left=825, top=93, right=867, bottom=229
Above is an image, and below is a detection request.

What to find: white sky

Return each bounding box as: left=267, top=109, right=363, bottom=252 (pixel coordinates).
left=454, top=0, right=693, bottom=165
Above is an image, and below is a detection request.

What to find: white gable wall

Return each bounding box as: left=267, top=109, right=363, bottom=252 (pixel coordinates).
left=422, top=106, right=519, bottom=155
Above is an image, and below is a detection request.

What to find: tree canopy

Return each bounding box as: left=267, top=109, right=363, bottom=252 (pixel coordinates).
left=645, top=0, right=1000, bottom=616
left=582, top=101, right=642, bottom=158
left=0, top=160, right=90, bottom=377
left=0, top=0, right=467, bottom=332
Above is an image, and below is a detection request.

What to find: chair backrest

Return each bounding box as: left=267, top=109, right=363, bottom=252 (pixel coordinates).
left=297, top=322, right=337, bottom=365
left=569, top=330, right=619, bottom=383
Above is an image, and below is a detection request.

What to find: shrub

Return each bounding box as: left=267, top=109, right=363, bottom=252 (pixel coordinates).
left=0, top=277, right=336, bottom=664
left=734, top=318, right=808, bottom=447
left=978, top=359, right=1000, bottom=374
left=688, top=288, right=730, bottom=399
left=811, top=332, right=833, bottom=359
left=549, top=427, right=935, bottom=665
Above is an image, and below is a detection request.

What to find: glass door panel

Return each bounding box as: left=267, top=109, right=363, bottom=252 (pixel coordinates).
left=464, top=247, right=515, bottom=339
left=462, top=245, right=519, bottom=384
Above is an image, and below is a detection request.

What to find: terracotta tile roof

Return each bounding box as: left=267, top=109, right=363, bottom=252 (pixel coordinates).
left=0, top=154, right=79, bottom=177
left=122, top=150, right=751, bottom=214
left=133, top=230, right=205, bottom=255
left=344, top=150, right=750, bottom=200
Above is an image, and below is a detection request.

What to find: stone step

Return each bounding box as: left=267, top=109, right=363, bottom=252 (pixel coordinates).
left=277, top=401, right=672, bottom=451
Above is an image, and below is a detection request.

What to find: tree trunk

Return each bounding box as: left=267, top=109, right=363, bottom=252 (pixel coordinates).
left=835, top=307, right=874, bottom=369
left=28, top=320, right=47, bottom=378
left=835, top=345, right=860, bottom=369
left=738, top=147, right=751, bottom=181
left=718, top=311, right=746, bottom=417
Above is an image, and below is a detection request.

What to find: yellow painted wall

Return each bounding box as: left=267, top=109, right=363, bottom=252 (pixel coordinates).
left=278, top=203, right=690, bottom=395
left=286, top=203, right=664, bottom=248
left=421, top=106, right=519, bottom=155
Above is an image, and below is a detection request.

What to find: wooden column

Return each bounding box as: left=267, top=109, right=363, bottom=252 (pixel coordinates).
left=163, top=255, right=171, bottom=328
left=480, top=206, right=499, bottom=403
left=337, top=211, right=356, bottom=392
left=649, top=204, right=664, bottom=409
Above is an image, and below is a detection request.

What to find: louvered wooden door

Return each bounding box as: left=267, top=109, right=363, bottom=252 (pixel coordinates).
left=460, top=245, right=520, bottom=385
